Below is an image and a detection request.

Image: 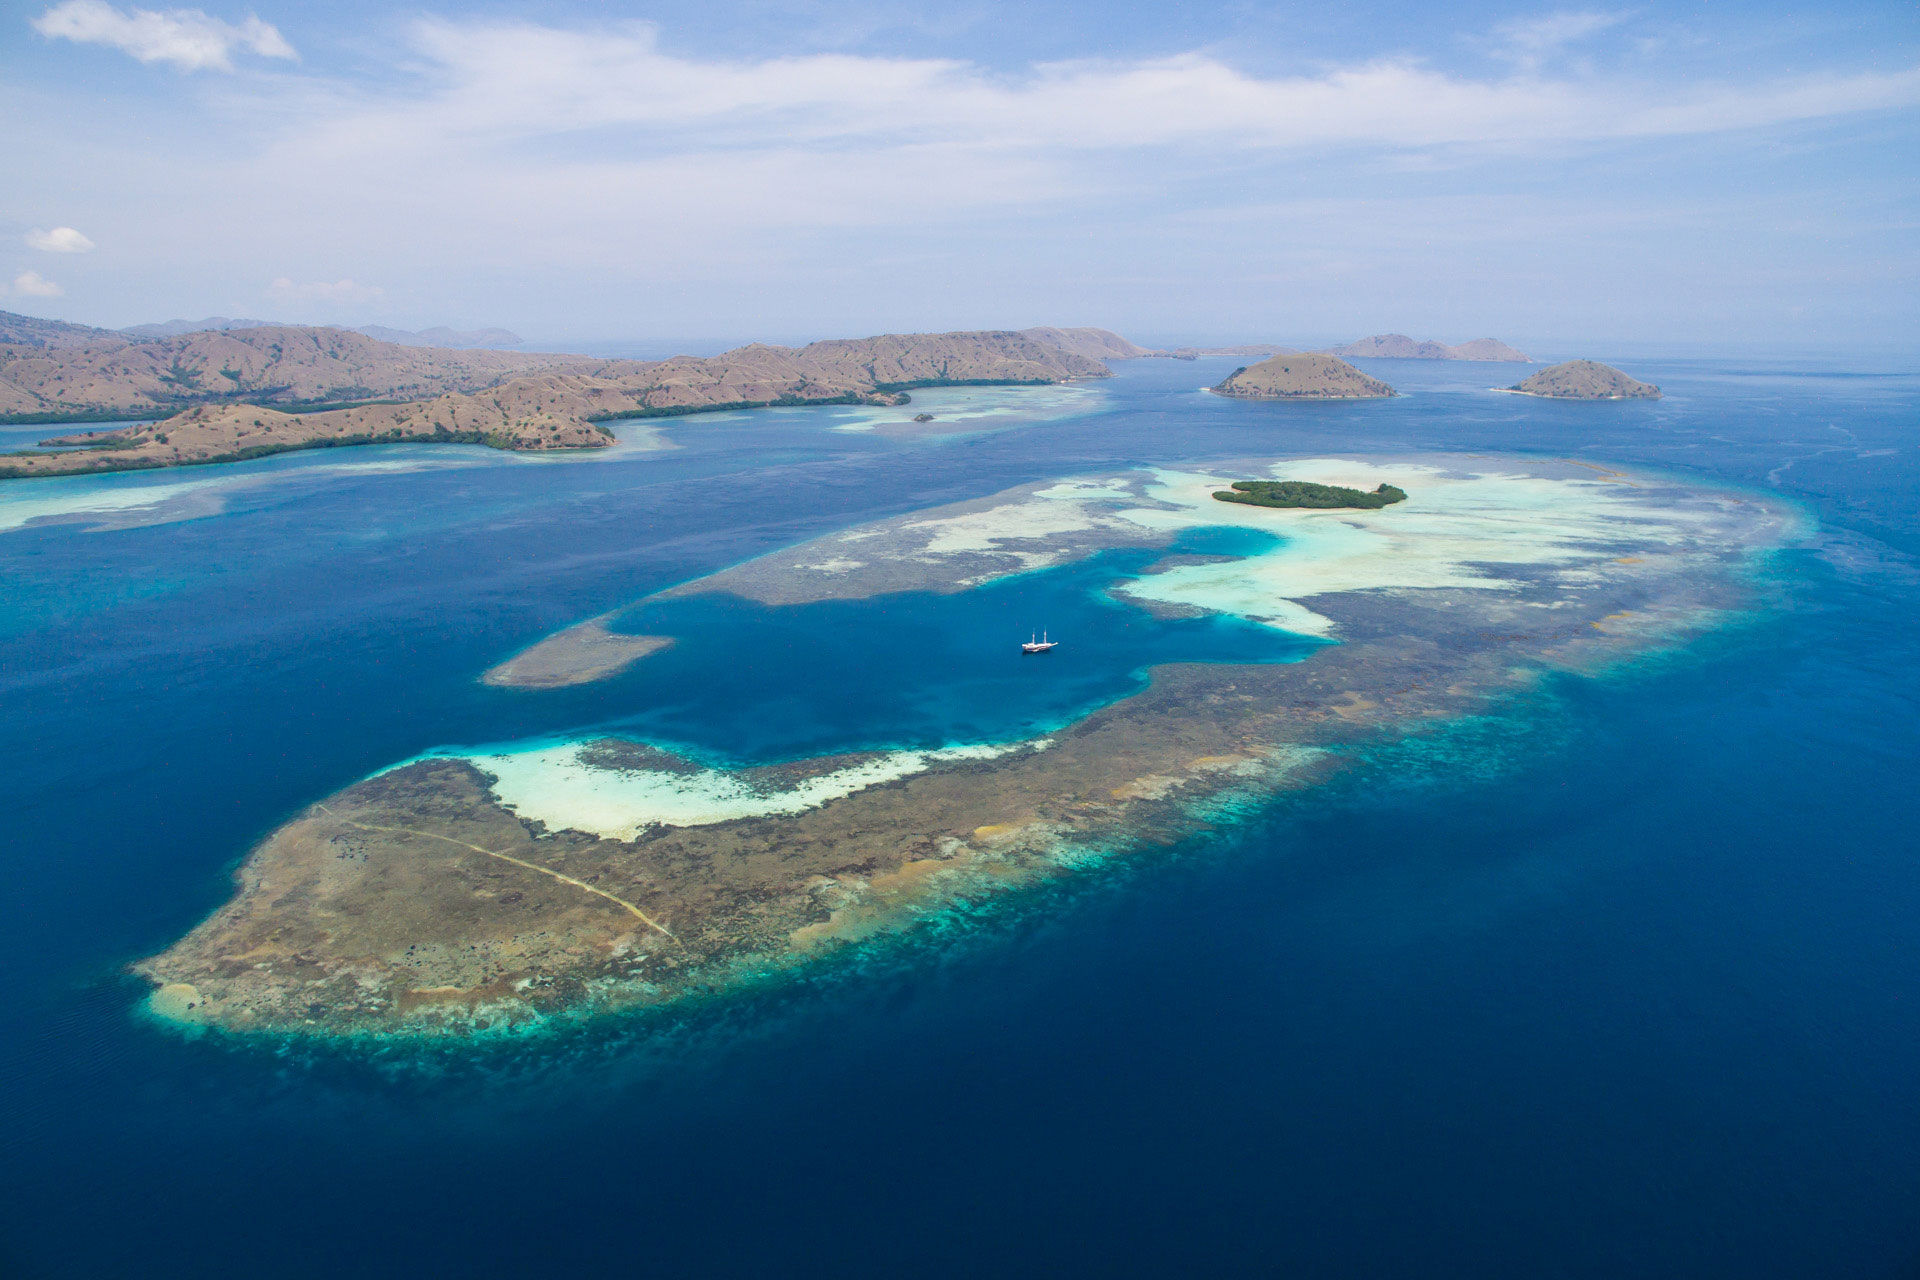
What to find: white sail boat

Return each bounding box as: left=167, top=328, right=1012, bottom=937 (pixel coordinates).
left=1021, top=630, right=1058, bottom=654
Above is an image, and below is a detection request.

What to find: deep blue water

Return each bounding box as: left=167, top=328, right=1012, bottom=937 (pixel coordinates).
left=578, top=527, right=1311, bottom=761
left=2, top=356, right=1917, bottom=1277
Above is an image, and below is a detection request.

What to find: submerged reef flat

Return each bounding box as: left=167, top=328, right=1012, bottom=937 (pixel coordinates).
left=482, top=616, right=672, bottom=689
left=139, top=456, right=1800, bottom=1039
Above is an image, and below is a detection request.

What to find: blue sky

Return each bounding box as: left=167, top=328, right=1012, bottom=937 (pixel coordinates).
left=2, top=0, right=1916, bottom=350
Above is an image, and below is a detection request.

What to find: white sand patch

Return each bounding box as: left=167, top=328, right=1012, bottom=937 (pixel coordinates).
left=828, top=383, right=1105, bottom=434
left=1106, top=460, right=1713, bottom=636
left=462, top=739, right=1045, bottom=840
left=907, top=494, right=1109, bottom=554
left=0, top=451, right=488, bottom=534
left=799, top=557, right=864, bottom=574
left=0, top=475, right=231, bottom=532
left=854, top=458, right=1734, bottom=640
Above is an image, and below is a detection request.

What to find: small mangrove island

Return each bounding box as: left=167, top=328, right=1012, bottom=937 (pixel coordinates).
left=1214, top=479, right=1408, bottom=509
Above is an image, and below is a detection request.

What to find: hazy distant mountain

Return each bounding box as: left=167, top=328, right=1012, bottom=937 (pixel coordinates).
left=1446, top=338, right=1530, bottom=362
left=120, top=318, right=523, bottom=349
left=356, top=325, right=524, bottom=350
left=1018, top=329, right=1305, bottom=362
left=1018, top=326, right=1155, bottom=361
left=1, top=309, right=135, bottom=350
left=1167, top=344, right=1300, bottom=359
left=1326, top=333, right=1531, bottom=362
left=122, top=317, right=274, bottom=338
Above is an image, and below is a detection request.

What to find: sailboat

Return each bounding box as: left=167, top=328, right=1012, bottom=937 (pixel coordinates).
left=1021, top=630, right=1058, bottom=655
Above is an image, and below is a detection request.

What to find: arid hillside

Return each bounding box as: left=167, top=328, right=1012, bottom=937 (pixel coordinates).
left=0, top=322, right=572, bottom=421
left=1211, top=354, right=1395, bottom=400
left=3, top=328, right=1110, bottom=478
left=1018, top=326, right=1157, bottom=361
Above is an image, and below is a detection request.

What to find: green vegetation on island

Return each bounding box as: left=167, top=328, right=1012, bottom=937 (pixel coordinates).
left=1212, top=479, right=1408, bottom=509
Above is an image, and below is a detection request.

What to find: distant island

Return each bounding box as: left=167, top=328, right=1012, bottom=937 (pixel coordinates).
left=1021, top=331, right=1530, bottom=364
left=1509, top=360, right=1660, bottom=400
left=1214, top=479, right=1407, bottom=509
left=1160, top=344, right=1299, bottom=360
left=1015, top=326, right=1157, bottom=361
left=1322, top=334, right=1531, bottom=362
left=1211, top=354, right=1396, bottom=400
left=1013, top=329, right=1300, bottom=363
left=120, top=316, right=526, bottom=349
left=0, top=315, right=1112, bottom=479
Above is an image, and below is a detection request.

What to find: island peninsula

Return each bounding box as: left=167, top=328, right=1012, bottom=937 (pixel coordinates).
left=0, top=317, right=1112, bottom=478
left=138, top=456, right=1796, bottom=1039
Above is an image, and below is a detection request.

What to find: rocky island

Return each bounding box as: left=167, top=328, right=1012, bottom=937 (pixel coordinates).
left=1211, top=354, right=1395, bottom=400
left=136, top=456, right=1795, bottom=1039
left=1510, top=360, right=1660, bottom=400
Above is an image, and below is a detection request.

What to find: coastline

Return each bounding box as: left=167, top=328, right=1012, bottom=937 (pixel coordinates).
left=0, top=376, right=1093, bottom=481
left=132, top=455, right=1803, bottom=1043
left=1490, top=387, right=1653, bottom=401
left=1208, top=387, right=1394, bottom=401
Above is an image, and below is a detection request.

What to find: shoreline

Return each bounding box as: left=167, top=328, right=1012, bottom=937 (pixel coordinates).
left=135, top=584, right=1783, bottom=1050
left=1490, top=387, right=1651, bottom=401
left=0, top=372, right=1105, bottom=482
left=131, top=455, right=1802, bottom=1042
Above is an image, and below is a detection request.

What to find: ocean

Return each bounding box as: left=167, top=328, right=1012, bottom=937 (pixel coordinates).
left=1, top=354, right=1915, bottom=1277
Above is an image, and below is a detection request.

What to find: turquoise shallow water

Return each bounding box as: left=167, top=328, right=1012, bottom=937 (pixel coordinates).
left=1, top=357, right=1917, bottom=1277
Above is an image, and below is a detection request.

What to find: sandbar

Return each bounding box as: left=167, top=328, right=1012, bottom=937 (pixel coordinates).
left=482, top=616, right=672, bottom=689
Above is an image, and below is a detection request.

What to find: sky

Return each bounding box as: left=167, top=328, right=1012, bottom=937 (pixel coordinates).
left=2, top=0, right=1916, bottom=351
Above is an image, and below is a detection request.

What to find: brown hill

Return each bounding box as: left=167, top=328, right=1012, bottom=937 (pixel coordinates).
left=0, top=324, right=572, bottom=422
left=1211, top=354, right=1395, bottom=400
left=3, top=329, right=1109, bottom=479
left=1018, top=327, right=1156, bottom=361
left=1330, top=333, right=1451, bottom=359
left=1511, top=360, right=1659, bottom=400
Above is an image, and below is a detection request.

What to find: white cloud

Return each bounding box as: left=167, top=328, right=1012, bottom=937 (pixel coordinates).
left=1493, top=10, right=1632, bottom=68
left=338, top=19, right=1918, bottom=158
left=8, top=13, right=1915, bottom=342
left=25, top=226, right=95, bottom=253
left=30, top=0, right=296, bottom=72
left=12, top=271, right=65, bottom=297
left=269, top=277, right=383, bottom=302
